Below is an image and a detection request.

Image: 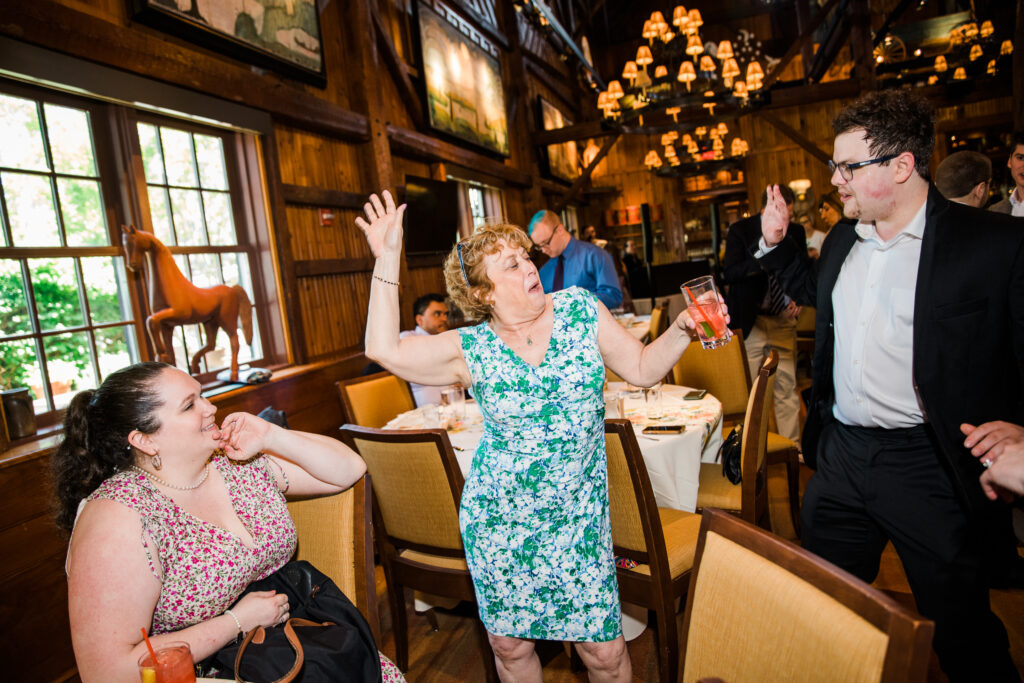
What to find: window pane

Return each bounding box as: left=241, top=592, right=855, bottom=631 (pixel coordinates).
left=0, top=95, right=48, bottom=171
left=203, top=190, right=236, bottom=245
left=2, top=172, right=60, bottom=246
left=82, top=257, right=132, bottom=324
left=0, top=260, right=32, bottom=337
left=172, top=323, right=206, bottom=374
left=173, top=253, right=190, bottom=279
left=195, top=134, right=228, bottom=190
left=44, top=104, right=97, bottom=177
left=220, top=252, right=244, bottom=287
left=28, top=258, right=84, bottom=330
left=169, top=188, right=207, bottom=245
left=188, top=253, right=221, bottom=287
left=0, top=338, right=42, bottom=408
left=58, top=178, right=107, bottom=246
left=96, top=325, right=135, bottom=381
left=138, top=123, right=166, bottom=185
left=147, top=186, right=175, bottom=245
left=161, top=128, right=198, bottom=187
left=43, top=331, right=97, bottom=410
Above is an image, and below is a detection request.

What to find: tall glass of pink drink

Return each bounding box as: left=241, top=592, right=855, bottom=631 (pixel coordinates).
left=138, top=642, right=196, bottom=683
left=681, top=275, right=732, bottom=349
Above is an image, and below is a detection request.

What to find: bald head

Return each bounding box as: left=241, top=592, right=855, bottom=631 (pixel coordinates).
left=935, top=151, right=992, bottom=208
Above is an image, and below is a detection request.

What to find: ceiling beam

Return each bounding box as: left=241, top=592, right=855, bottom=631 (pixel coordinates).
left=762, top=0, right=843, bottom=91
left=756, top=111, right=832, bottom=164
left=533, top=120, right=618, bottom=146
left=371, top=5, right=424, bottom=131
left=553, top=133, right=619, bottom=212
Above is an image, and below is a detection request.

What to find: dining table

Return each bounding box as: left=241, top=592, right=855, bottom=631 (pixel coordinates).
left=613, top=312, right=651, bottom=341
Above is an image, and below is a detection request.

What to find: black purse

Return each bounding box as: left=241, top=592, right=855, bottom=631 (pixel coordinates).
left=717, top=424, right=743, bottom=485
left=202, top=561, right=382, bottom=683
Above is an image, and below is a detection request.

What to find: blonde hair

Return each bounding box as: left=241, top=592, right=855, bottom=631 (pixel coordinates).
left=443, top=223, right=532, bottom=321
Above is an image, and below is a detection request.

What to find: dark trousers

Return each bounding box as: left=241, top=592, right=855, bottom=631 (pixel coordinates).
left=801, top=421, right=1019, bottom=682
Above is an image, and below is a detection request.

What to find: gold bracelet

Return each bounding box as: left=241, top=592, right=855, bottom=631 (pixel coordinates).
left=373, top=274, right=399, bottom=286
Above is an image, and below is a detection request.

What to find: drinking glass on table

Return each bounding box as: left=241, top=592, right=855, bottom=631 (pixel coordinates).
left=644, top=382, right=663, bottom=419
left=441, top=385, right=466, bottom=422
left=138, top=641, right=196, bottom=683
left=681, top=275, right=732, bottom=349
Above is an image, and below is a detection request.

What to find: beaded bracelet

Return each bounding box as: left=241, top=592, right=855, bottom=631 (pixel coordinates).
left=224, top=609, right=243, bottom=636
left=373, top=274, right=399, bottom=286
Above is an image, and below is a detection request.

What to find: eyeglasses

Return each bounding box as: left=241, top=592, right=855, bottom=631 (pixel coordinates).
left=456, top=242, right=469, bottom=284
left=827, top=154, right=899, bottom=182
left=531, top=224, right=562, bottom=251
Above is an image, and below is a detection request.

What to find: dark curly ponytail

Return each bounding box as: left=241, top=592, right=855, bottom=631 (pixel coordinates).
left=51, top=361, right=170, bottom=534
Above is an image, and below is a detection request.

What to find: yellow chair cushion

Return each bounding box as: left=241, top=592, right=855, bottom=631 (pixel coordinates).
left=766, top=432, right=799, bottom=455
left=399, top=549, right=469, bottom=571
left=697, top=462, right=741, bottom=511
left=626, top=508, right=701, bottom=578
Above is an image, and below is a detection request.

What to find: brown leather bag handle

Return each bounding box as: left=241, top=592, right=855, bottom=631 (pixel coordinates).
left=233, top=618, right=326, bottom=683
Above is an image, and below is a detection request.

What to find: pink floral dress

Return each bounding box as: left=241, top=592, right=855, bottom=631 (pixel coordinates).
left=85, top=455, right=405, bottom=680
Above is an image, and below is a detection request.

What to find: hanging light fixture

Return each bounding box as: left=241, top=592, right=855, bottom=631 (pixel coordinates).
left=721, top=58, right=741, bottom=86
left=666, top=106, right=682, bottom=122
left=677, top=60, right=696, bottom=90
left=987, top=59, right=997, bottom=76
left=934, top=55, right=948, bottom=72
left=650, top=11, right=668, bottom=35
left=969, top=44, right=983, bottom=61
left=746, top=61, right=764, bottom=90
left=716, top=122, right=729, bottom=137
left=661, top=131, right=679, bottom=145
left=661, top=30, right=675, bottom=43
left=953, top=66, right=967, bottom=80
left=622, top=61, right=638, bottom=85
left=644, top=150, right=663, bottom=169
left=699, top=55, right=716, bottom=72
left=663, top=144, right=678, bottom=158
left=730, top=138, right=749, bottom=156
left=636, top=45, right=654, bottom=68
left=642, top=20, right=659, bottom=43
left=1001, top=40, right=1014, bottom=55
left=687, top=9, right=703, bottom=29
left=716, top=40, right=734, bottom=60
left=672, top=5, right=688, bottom=28
left=733, top=79, right=749, bottom=99
left=685, top=34, right=704, bottom=56
left=927, top=74, right=939, bottom=85
left=654, top=65, right=668, bottom=79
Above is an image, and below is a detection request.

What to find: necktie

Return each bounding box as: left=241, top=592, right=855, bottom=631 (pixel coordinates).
left=765, top=274, right=787, bottom=316
left=553, top=255, right=564, bottom=291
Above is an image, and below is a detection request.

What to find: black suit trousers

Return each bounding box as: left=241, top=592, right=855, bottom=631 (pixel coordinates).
left=801, top=421, right=1019, bottom=682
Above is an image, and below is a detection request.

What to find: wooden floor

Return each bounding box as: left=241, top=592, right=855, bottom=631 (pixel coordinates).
left=373, top=464, right=1024, bottom=682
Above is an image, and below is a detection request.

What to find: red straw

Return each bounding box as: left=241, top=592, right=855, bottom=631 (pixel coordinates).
left=684, top=285, right=713, bottom=323
left=141, top=627, right=158, bottom=666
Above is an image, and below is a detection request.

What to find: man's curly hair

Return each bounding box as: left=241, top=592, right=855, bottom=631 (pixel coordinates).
left=833, top=90, right=935, bottom=180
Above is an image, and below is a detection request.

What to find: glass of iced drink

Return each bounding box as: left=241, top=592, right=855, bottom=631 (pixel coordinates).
left=681, top=275, right=732, bottom=350
left=138, top=642, right=196, bottom=683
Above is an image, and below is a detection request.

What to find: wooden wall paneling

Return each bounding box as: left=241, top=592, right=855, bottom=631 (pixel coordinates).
left=298, top=273, right=373, bottom=359
left=371, top=2, right=424, bottom=131
left=349, top=0, right=396, bottom=193
left=274, top=126, right=367, bottom=192
left=392, top=156, right=434, bottom=185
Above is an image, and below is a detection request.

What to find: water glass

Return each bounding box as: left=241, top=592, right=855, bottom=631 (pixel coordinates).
left=441, top=385, right=466, bottom=422
left=644, top=383, right=664, bottom=419
left=422, top=404, right=441, bottom=429
left=681, top=275, right=732, bottom=350
left=616, top=390, right=630, bottom=420
left=138, top=641, right=196, bottom=683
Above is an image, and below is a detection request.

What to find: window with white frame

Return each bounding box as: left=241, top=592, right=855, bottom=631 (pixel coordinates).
left=0, top=81, right=276, bottom=425
left=452, top=177, right=505, bottom=237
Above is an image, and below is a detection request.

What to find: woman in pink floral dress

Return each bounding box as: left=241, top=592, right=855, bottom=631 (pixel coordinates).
left=54, top=362, right=403, bottom=681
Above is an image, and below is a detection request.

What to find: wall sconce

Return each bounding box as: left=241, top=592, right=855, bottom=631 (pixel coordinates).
left=789, top=178, right=813, bottom=200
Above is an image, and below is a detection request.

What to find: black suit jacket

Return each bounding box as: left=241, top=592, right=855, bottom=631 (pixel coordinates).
left=721, top=214, right=808, bottom=337
left=759, top=185, right=1024, bottom=514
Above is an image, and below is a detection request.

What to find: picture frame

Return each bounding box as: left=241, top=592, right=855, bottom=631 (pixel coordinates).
left=536, top=96, right=579, bottom=183
left=417, top=2, right=510, bottom=156
left=131, top=0, right=326, bottom=86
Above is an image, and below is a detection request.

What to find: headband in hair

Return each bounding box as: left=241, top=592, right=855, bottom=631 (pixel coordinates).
left=456, top=242, right=469, bottom=285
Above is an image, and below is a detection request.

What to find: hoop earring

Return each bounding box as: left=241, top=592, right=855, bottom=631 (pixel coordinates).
left=152, top=453, right=162, bottom=470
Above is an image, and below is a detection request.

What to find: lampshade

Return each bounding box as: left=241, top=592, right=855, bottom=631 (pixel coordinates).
left=677, top=61, right=696, bottom=89
left=672, top=5, right=688, bottom=27
left=642, top=20, right=659, bottom=41
left=712, top=137, right=724, bottom=151
left=664, top=144, right=677, bottom=157
left=716, top=122, right=729, bottom=137
left=597, top=91, right=610, bottom=109
left=644, top=150, right=663, bottom=168
left=731, top=137, right=748, bottom=156
left=685, top=34, right=704, bottom=56
left=636, top=45, right=654, bottom=66
left=953, top=66, right=966, bottom=80
left=666, top=106, right=681, bottom=122
left=669, top=156, right=681, bottom=166
left=687, top=141, right=698, bottom=154
left=969, top=44, right=983, bottom=61
left=681, top=134, right=693, bottom=145
left=688, top=9, right=703, bottom=28
left=661, top=30, right=675, bottom=43
left=654, top=65, right=668, bottom=78
left=607, top=80, right=624, bottom=99
left=962, top=22, right=978, bottom=40
left=987, top=59, right=997, bottom=76
left=746, top=61, right=764, bottom=80
left=980, top=20, right=994, bottom=38
left=699, top=55, right=716, bottom=72
left=661, top=131, right=678, bottom=145
left=721, top=58, right=740, bottom=79
left=934, top=55, right=948, bottom=72
left=927, top=74, right=939, bottom=85
left=733, top=80, right=748, bottom=97
left=716, top=40, right=734, bottom=60
left=695, top=126, right=707, bottom=137
left=650, top=11, right=667, bottom=33
left=1001, top=40, right=1013, bottom=55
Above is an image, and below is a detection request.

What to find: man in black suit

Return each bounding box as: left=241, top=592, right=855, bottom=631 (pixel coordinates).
left=758, top=90, right=1022, bottom=681
left=722, top=184, right=808, bottom=444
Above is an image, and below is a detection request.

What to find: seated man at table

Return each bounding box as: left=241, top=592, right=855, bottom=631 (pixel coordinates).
left=528, top=209, right=623, bottom=309
left=400, top=293, right=450, bottom=406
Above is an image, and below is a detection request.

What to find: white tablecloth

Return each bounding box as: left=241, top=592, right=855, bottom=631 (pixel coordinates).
left=613, top=313, right=651, bottom=341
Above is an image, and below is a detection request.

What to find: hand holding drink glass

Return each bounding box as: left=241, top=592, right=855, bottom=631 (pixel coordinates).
left=681, top=275, right=732, bottom=349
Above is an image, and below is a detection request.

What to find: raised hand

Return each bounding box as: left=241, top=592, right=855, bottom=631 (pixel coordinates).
left=761, top=184, right=790, bottom=247
left=218, top=412, right=277, bottom=461
left=354, top=190, right=406, bottom=259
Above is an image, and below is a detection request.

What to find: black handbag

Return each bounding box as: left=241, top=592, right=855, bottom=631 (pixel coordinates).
left=203, top=561, right=382, bottom=683
left=717, top=424, right=743, bottom=485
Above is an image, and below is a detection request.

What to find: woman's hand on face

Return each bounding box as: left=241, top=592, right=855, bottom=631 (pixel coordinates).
left=354, top=191, right=406, bottom=259
left=230, top=590, right=290, bottom=632
left=218, top=412, right=276, bottom=461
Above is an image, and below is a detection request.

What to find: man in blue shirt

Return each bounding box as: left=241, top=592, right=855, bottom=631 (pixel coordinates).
left=527, top=210, right=622, bottom=309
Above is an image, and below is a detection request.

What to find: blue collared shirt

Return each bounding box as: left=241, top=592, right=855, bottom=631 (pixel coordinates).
left=539, top=237, right=622, bottom=309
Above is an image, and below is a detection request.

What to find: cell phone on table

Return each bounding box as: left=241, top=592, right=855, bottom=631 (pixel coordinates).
left=683, top=389, right=708, bottom=400
left=642, top=425, right=684, bottom=434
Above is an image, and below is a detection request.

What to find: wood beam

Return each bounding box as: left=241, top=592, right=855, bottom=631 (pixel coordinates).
left=387, top=124, right=533, bottom=187
left=2, top=1, right=369, bottom=142
left=523, top=59, right=577, bottom=113
left=533, top=120, right=617, bottom=146
left=370, top=4, right=424, bottom=131
left=350, top=0, right=395, bottom=191
left=756, top=111, right=832, bottom=164
left=282, top=184, right=367, bottom=209
left=294, top=258, right=374, bottom=278
left=848, top=0, right=876, bottom=90
left=762, top=0, right=842, bottom=91
left=1016, top=0, right=1024, bottom=130
left=553, top=133, right=619, bottom=213
left=794, top=0, right=814, bottom=81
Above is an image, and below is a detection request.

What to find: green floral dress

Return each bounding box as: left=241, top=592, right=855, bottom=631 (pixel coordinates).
left=458, top=287, right=621, bottom=641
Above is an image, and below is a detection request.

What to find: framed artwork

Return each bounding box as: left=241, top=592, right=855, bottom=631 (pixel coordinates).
left=537, top=96, right=579, bottom=183
left=131, top=0, right=326, bottom=86
left=417, top=2, right=510, bottom=156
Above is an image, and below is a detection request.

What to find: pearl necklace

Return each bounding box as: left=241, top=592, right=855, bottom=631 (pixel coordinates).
left=130, top=463, right=210, bottom=491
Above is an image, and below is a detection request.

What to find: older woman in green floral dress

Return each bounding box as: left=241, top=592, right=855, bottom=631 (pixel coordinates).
left=357, top=191, right=718, bottom=682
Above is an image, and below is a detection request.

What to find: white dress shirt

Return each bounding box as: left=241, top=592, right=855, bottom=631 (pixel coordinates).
left=831, top=200, right=928, bottom=428
left=1010, top=187, right=1024, bottom=218
left=399, top=326, right=443, bottom=407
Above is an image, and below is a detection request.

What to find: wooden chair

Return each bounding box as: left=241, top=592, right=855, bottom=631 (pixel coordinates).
left=646, top=300, right=670, bottom=343
left=605, top=419, right=702, bottom=683
left=680, top=509, right=934, bottom=683
left=338, top=425, right=496, bottom=680
left=695, top=351, right=777, bottom=529
left=676, top=334, right=802, bottom=536
left=286, top=475, right=379, bottom=643
left=335, top=372, right=415, bottom=428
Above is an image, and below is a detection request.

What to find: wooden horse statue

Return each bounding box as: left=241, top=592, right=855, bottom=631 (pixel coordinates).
left=121, top=225, right=253, bottom=381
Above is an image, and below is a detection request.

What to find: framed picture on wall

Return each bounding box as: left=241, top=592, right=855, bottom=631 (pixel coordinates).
left=131, top=0, right=326, bottom=86
left=417, top=2, right=510, bottom=156
left=537, top=96, right=579, bottom=183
